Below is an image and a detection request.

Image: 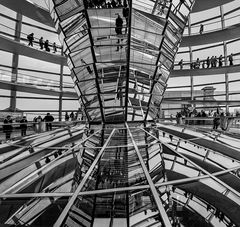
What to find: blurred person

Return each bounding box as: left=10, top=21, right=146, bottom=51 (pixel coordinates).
left=81, top=59, right=93, bottom=74
left=206, top=57, right=210, bottom=68
left=27, top=33, right=34, bottom=47
left=229, top=53, right=233, bottom=66
left=44, top=40, right=50, bottom=52
left=3, top=115, right=13, bottom=140
left=178, top=59, right=183, bottom=69
left=213, top=56, right=218, bottom=67
left=195, top=58, right=200, bottom=69
left=53, top=42, right=57, bottom=53
left=199, top=24, right=204, bottom=34
left=65, top=112, right=70, bottom=121
left=70, top=112, right=74, bottom=121
left=111, top=0, right=117, bottom=7
left=43, top=113, right=54, bottom=131
left=20, top=116, right=28, bottom=136
left=34, top=115, right=43, bottom=133
left=219, top=55, right=223, bottom=67
left=39, top=37, right=44, bottom=49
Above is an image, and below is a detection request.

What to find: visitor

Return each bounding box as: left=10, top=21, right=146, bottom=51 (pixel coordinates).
left=39, top=37, right=44, bottom=50
left=27, top=33, right=34, bottom=47
left=219, top=55, right=223, bottom=67
left=44, top=40, right=50, bottom=52
left=229, top=53, right=233, bottom=66
left=81, top=59, right=93, bottom=74
left=178, top=59, right=183, bottom=69
left=206, top=57, right=210, bottom=68
left=20, top=116, right=28, bottom=136
left=34, top=115, right=43, bottom=133
left=43, top=113, right=54, bottom=131
left=53, top=42, right=57, bottom=53
left=210, top=56, right=214, bottom=67
left=65, top=112, right=70, bottom=121
left=70, top=112, right=74, bottom=121
left=115, top=14, right=123, bottom=51
left=111, top=0, right=117, bottom=8
left=3, top=115, right=13, bottom=140
left=220, top=112, right=227, bottom=131
left=195, top=58, right=200, bottom=69
left=199, top=24, right=204, bottom=34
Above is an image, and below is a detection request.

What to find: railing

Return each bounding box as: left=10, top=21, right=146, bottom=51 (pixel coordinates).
left=158, top=116, right=240, bottom=131
left=0, top=22, right=62, bottom=55
left=0, top=120, right=86, bottom=143
left=0, top=68, right=75, bottom=92
left=183, top=12, right=240, bottom=36
left=174, top=53, right=240, bottom=70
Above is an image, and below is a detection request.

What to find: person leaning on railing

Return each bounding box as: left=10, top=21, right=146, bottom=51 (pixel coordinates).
left=3, top=115, right=13, bottom=140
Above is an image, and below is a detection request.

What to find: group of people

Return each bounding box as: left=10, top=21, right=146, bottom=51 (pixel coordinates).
left=65, top=111, right=78, bottom=121
left=27, top=33, right=58, bottom=53
left=178, top=53, right=234, bottom=70
left=1, top=113, right=55, bottom=141
left=212, top=111, right=232, bottom=131
left=2, top=115, right=28, bottom=141
left=86, top=0, right=127, bottom=8
left=175, top=108, right=233, bottom=131
left=33, top=113, right=55, bottom=131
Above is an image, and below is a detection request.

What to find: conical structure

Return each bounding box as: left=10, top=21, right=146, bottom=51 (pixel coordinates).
left=49, top=0, right=195, bottom=122
left=47, top=0, right=194, bottom=226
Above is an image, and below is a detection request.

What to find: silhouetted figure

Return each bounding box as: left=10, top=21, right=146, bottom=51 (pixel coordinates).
left=27, top=33, right=34, bottom=47
left=53, top=42, right=57, bottom=53
left=44, top=40, right=50, bottom=52
left=117, top=0, right=122, bottom=7
left=178, top=59, right=183, bottom=69
left=115, top=14, right=123, bottom=51
left=220, top=112, right=227, bottom=131
left=81, top=59, right=93, bottom=74
left=229, top=53, right=233, bottom=65
left=3, top=115, right=13, bottom=140
left=213, top=112, right=220, bottom=130
left=202, top=60, right=205, bottom=69
left=213, top=56, right=218, bottom=67
left=20, top=116, right=28, bottom=136
left=70, top=112, right=74, bottom=121
left=195, top=58, right=200, bottom=69
left=206, top=57, right=210, bottom=68
left=39, top=37, right=44, bottom=49
left=111, top=0, right=117, bottom=8
left=34, top=116, right=43, bottom=133
left=219, top=55, right=223, bottom=67
left=65, top=112, right=70, bottom=121
left=199, top=24, right=204, bottom=34
left=210, top=56, right=214, bottom=67
left=44, top=113, right=54, bottom=131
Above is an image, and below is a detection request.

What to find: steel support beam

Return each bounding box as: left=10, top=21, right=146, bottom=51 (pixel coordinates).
left=144, top=3, right=172, bottom=121
left=124, top=0, right=133, bottom=121
left=126, top=123, right=172, bottom=227
left=53, top=128, right=115, bottom=227
left=9, top=12, right=22, bottom=111
left=220, top=5, right=229, bottom=112
left=1, top=165, right=239, bottom=198
left=141, top=127, right=240, bottom=200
